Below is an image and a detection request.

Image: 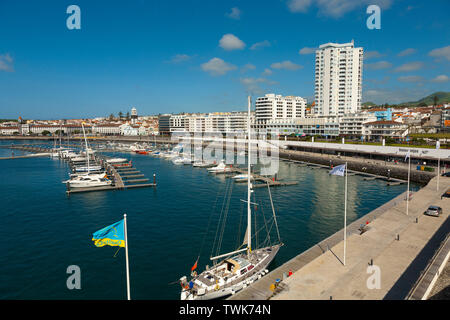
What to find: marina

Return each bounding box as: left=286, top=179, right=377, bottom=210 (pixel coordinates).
left=0, top=138, right=423, bottom=299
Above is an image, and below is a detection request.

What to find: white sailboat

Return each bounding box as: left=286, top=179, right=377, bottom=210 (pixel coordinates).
left=63, top=175, right=112, bottom=188
left=179, top=96, right=282, bottom=300
left=65, top=123, right=108, bottom=185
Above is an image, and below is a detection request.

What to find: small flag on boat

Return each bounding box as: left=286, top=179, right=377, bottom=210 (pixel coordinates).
left=191, top=259, right=198, bottom=272
left=92, top=219, right=125, bottom=248
left=329, top=164, right=346, bottom=176
left=405, top=150, right=410, bottom=161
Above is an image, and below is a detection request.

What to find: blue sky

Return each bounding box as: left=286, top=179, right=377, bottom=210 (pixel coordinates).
left=0, top=0, right=449, bottom=119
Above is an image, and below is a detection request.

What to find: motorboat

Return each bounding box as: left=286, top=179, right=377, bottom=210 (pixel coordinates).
left=207, top=161, right=232, bottom=173
left=106, top=158, right=128, bottom=164
left=63, top=176, right=112, bottom=188
left=74, top=165, right=103, bottom=172
left=232, top=174, right=254, bottom=182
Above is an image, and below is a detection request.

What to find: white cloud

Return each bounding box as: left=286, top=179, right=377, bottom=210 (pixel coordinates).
left=428, top=45, right=450, bottom=61
left=270, top=60, right=302, bottom=71
left=298, top=47, right=317, bottom=55
left=241, top=63, right=256, bottom=73
left=262, top=68, right=273, bottom=76
left=287, top=0, right=392, bottom=18
left=365, top=61, right=392, bottom=70
left=397, top=75, right=423, bottom=82
left=288, top=0, right=312, bottom=13
left=397, top=48, right=416, bottom=57
left=219, top=34, right=246, bottom=51
left=0, top=53, right=13, bottom=72
left=250, top=40, right=271, bottom=50
left=201, top=58, right=237, bottom=76
left=365, top=51, right=384, bottom=60
left=240, top=77, right=277, bottom=94
left=431, top=75, right=449, bottom=83
left=394, top=61, right=424, bottom=72
left=226, top=7, right=241, bottom=20
left=168, top=54, right=192, bottom=63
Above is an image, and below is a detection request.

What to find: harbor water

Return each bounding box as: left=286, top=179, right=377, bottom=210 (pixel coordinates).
left=0, top=140, right=419, bottom=299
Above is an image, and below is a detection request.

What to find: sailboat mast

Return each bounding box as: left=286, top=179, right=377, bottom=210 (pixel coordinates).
left=247, top=96, right=252, bottom=255
left=82, top=123, right=90, bottom=170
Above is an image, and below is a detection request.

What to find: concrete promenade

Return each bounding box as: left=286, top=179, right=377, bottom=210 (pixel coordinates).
left=230, top=176, right=450, bottom=300
left=272, top=176, right=449, bottom=300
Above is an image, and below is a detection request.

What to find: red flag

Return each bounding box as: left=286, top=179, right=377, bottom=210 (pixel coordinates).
left=191, top=260, right=198, bottom=272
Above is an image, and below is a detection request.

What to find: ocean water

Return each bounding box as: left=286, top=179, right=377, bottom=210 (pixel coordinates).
left=0, top=140, right=419, bottom=300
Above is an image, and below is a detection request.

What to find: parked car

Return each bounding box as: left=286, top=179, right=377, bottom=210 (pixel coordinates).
left=424, top=205, right=443, bottom=217
left=442, top=189, right=450, bottom=198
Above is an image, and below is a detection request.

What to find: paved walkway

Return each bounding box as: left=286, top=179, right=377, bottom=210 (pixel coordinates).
left=270, top=176, right=450, bottom=300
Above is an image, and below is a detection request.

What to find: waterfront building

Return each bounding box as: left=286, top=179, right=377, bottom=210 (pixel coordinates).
left=0, top=126, right=19, bottom=135
left=119, top=123, right=139, bottom=136
left=254, top=94, right=307, bottom=131
left=170, top=114, right=188, bottom=133
left=339, top=113, right=377, bottom=138
left=92, top=123, right=121, bottom=136
left=363, top=120, right=408, bottom=141
left=266, top=116, right=339, bottom=137
left=158, top=114, right=172, bottom=135
left=314, top=41, right=363, bottom=116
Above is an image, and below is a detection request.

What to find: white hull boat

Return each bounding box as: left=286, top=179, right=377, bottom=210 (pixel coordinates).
left=106, top=158, right=128, bottom=164
left=64, top=177, right=112, bottom=188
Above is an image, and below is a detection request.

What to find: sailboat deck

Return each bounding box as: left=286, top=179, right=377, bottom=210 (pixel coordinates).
left=192, top=245, right=280, bottom=293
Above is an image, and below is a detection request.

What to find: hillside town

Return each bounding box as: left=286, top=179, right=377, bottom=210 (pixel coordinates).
left=1, top=42, right=449, bottom=143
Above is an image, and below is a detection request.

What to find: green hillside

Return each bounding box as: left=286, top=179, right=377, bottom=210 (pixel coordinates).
left=404, top=91, right=450, bottom=107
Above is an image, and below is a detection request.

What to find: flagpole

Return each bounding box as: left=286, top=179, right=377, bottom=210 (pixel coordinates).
left=406, top=150, right=410, bottom=216
left=124, top=214, right=131, bottom=300
left=344, top=162, right=347, bottom=266
left=437, top=151, right=440, bottom=192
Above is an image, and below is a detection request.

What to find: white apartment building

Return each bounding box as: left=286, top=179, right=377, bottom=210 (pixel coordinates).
left=170, top=115, right=188, bottom=132
left=254, top=94, right=307, bottom=131
left=170, top=112, right=251, bottom=134
left=92, top=123, right=121, bottom=135
left=339, top=113, right=377, bottom=137
left=266, top=116, right=339, bottom=137
left=314, top=41, right=363, bottom=116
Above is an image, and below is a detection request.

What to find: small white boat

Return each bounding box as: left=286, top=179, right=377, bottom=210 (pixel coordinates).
left=106, top=158, right=128, bottom=164
left=172, top=157, right=185, bottom=165
left=207, top=161, right=232, bottom=173
left=69, top=172, right=108, bottom=179
left=74, top=165, right=103, bottom=172
left=64, top=176, right=112, bottom=188
left=232, top=174, right=254, bottom=181
left=71, top=156, right=89, bottom=162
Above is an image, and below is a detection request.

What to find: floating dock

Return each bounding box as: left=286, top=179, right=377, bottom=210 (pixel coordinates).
left=210, top=166, right=299, bottom=188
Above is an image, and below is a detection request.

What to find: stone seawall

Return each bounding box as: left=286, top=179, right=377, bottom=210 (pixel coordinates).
left=279, top=150, right=435, bottom=185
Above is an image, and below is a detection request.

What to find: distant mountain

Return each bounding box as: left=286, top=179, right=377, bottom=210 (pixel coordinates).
left=403, top=91, right=450, bottom=107
left=363, top=92, right=450, bottom=108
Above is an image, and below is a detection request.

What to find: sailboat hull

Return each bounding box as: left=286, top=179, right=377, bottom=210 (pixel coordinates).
left=181, top=245, right=281, bottom=300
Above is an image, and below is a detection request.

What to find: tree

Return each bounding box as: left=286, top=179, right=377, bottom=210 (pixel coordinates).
left=41, top=130, right=51, bottom=136
left=433, top=95, right=438, bottom=107
left=118, top=111, right=123, bottom=120
left=109, top=113, right=115, bottom=121
left=126, top=112, right=130, bottom=120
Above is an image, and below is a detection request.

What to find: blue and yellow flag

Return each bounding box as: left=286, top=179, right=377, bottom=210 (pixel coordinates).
left=92, top=219, right=125, bottom=248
